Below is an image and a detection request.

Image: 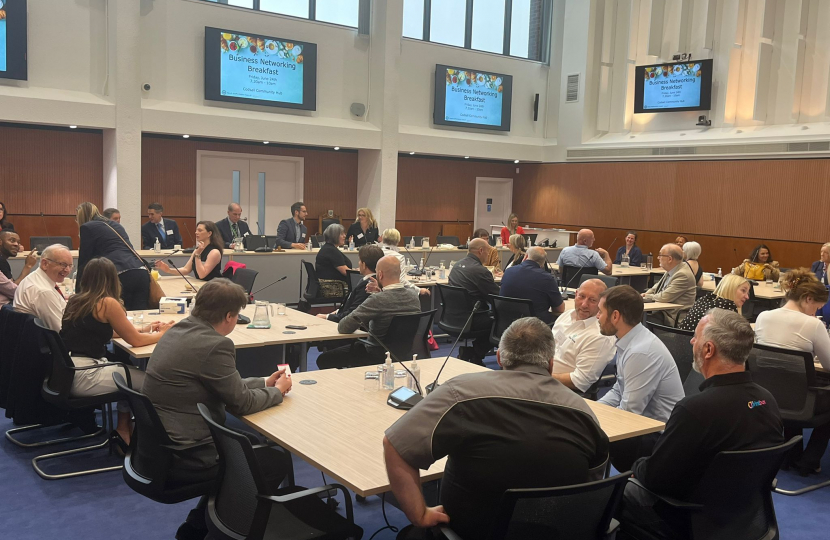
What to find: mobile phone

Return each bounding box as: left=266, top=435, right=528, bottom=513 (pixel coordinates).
left=285, top=325, right=307, bottom=330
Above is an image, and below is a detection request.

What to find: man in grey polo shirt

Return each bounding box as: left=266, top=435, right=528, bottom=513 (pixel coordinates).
left=557, top=228, right=613, bottom=276
left=383, top=318, right=609, bottom=539
left=597, top=285, right=684, bottom=471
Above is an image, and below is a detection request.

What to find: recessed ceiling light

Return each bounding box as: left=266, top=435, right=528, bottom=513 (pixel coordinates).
left=514, top=159, right=519, bottom=164
left=334, top=146, right=340, bottom=151
left=409, top=151, right=415, bottom=155
left=263, top=141, right=269, bottom=145
left=464, top=156, right=470, bottom=159
left=69, top=125, right=77, bottom=129
left=182, top=134, right=190, bottom=139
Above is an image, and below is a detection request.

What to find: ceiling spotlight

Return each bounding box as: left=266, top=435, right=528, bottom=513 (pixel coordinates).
left=334, top=146, right=340, bottom=151
left=263, top=141, right=270, bottom=145
left=514, top=159, right=519, bottom=164
left=69, top=125, right=77, bottom=129
left=182, top=134, right=190, bottom=139
left=464, top=156, right=470, bottom=159
left=409, top=151, right=415, bottom=155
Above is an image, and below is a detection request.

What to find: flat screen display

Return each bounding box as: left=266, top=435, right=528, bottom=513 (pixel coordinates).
left=433, top=64, right=512, bottom=131
left=0, top=0, right=28, bottom=81
left=634, top=59, right=713, bottom=113
left=204, top=27, right=317, bottom=111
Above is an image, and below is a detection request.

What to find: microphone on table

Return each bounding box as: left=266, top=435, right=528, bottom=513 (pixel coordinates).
left=167, top=258, right=200, bottom=293
left=250, top=276, right=287, bottom=297
left=256, top=221, right=263, bottom=235
left=401, top=245, right=435, bottom=277
left=425, top=300, right=482, bottom=395
left=560, top=263, right=589, bottom=297
left=149, top=249, right=180, bottom=267
left=366, top=329, right=423, bottom=396
left=606, top=237, right=618, bottom=256
left=733, top=248, right=740, bottom=265
left=183, top=226, right=196, bottom=254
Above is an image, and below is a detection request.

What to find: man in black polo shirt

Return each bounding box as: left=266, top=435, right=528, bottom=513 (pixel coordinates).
left=384, top=317, right=609, bottom=539
left=447, top=237, right=500, bottom=364
left=619, top=308, right=784, bottom=539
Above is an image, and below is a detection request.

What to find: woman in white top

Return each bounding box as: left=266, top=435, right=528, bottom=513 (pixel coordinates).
left=754, top=268, right=830, bottom=474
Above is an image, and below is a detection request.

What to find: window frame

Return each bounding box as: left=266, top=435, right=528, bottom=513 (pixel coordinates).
left=414, top=0, right=552, bottom=64
left=199, top=0, right=363, bottom=31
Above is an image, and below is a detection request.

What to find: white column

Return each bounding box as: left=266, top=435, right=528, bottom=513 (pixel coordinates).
left=103, top=0, right=142, bottom=241
left=356, top=0, right=402, bottom=231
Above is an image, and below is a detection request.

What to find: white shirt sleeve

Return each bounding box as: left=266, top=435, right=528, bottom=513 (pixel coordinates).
left=810, top=318, right=830, bottom=370
left=570, top=335, right=615, bottom=392
left=35, top=288, right=67, bottom=332
left=598, top=380, right=622, bottom=408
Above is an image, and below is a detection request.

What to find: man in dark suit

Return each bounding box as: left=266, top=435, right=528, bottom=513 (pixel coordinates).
left=499, top=247, right=565, bottom=324
left=215, top=202, right=251, bottom=249
left=141, top=202, right=183, bottom=250
left=142, top=278, right=292, bottom=540
left=274, top=201, right=308, bottom=250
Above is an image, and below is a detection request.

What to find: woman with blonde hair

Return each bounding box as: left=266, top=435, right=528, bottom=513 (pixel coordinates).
left=678, top=274, right=750, bottom=331
left=503, top=234, right=527, bottom=270
left=755, top=268, right=830, bottom=475
left=500, top=213, right=524, bottom=246
left=155, top=221, right=224, bottom=281
left=76, top=201, right=151, bottom=310
left=60, top=258, right=174, bottom=446
left=346, top=207, right=379, bottom=247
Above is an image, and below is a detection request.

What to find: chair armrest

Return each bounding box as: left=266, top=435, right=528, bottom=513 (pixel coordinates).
left=437, top=526, right=465, bottom=540
left=808, top=385, right=830, bottom=394
left=160, top=439, right=215, bottom=452
left=257, top=483, right=355, bottom=522
left=627, top=479, right=703, bottom=511
left=606, top=518, right=621, bottom=537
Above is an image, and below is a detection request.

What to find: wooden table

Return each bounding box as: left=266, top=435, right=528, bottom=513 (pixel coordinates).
left=700, top=280, right=785, bottom=300
left=550, top=263, right=665, bottom=277
left=115, top=276, right=366, bottom=371
left=242, top=357, right=665, bottom=497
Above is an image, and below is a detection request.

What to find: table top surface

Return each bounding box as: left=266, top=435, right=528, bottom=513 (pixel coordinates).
left=114, top=277, right=365, bottom=358
left=700, top=279, right=785, bottom=299
left=550, top=263, right=666, bottom=276
left=242, top=357, right=666, bottom=497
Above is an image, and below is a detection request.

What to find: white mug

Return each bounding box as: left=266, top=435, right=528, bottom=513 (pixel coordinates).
left=174, top=244, right=182, bottom=251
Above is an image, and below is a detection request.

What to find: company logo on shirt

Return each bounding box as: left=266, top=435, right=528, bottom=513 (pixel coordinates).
left=747, top=400, right=767, bottom=409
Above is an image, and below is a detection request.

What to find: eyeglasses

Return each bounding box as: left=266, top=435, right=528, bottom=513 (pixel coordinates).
left=45, top=258, right=73, bottom=271
left=656, top=254, right=672, bottom=259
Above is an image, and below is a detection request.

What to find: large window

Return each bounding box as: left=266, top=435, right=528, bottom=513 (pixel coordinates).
left=201, top=0, right=361, bottom=29
left=403, top=0, right=551, bottom=62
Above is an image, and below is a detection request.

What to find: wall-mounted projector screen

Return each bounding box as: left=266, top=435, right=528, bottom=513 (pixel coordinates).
left=433, top=64, right=512, bottom=131
left=634, top=59, right=713, bottom=114
left=204, top=27, right=317, bottom=111
left=0, top=0, right=28, bottom=81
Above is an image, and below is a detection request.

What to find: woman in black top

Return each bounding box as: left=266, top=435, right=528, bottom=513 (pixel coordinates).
left=156, top=221, right=223, bottom=281
left=346, top=207, right=379, bottom=247
left=76, top=202, right=150, bottom=310
left=316, top=223, right=352, bottom=295
left=61, top=258, right=173, bottom=445
left=678, top=274, right=750, bottom=331
left=0, top=201, right=14, bottom=231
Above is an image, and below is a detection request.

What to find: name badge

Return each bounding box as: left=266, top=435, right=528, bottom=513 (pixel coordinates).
left=243, top=232, right=250, bottom=237
left=357, top=233, right=364, bottom=239
left=300, top=233, right=305, bottom=239
left=166, top=230, right=174, bottom=235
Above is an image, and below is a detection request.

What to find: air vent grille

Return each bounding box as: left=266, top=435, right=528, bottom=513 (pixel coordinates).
left=566, top=74, right=580, bottom=103
left=567, top=140, right=830, bottom=160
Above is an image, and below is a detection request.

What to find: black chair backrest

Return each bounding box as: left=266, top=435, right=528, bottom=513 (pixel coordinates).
left=311, top=234, right=324, bottom=248
left=489, top=295, right=534, bottom=345
left=197, top=403, right=268, bottom=537
left=580, top=273, right=617, bottom=288
left=685, top=436, right=800, bottom=540
left=35, top=319, right=78, bottom=409
left=561, top=266, right=598, bottom=289
left=301, top=259, right=320, bottom=299
left=231, top=268, right=258, bottom=295
left=489, top=472, right=630, bottom=540
left=437, top=235, right=460, bottom=246
left=746, top=343, right=816, bottom=420
left=412, top=309, right=437, bottom=359
left=264, top=235, right=277, bottom=248
left=243, top=235, right=268, bottom=251
left=321, top=217, right=340, bottom=231
left=403, top=236, right=423, bottom=246
left=384, top=310, right=437, bottom=361
left=646, top=322, right=695, bottom=384
left=30, top=236, right=73, bottom=252
left=524, top=233, right=537, bottom=246
left=436, top=284, right=481, bottom=334
left=345, top=269, right=363, bottom=292
left=113, top=372, right=178, bottom=490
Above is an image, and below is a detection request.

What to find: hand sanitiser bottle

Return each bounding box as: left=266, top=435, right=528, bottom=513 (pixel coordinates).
left=382, top=352, right=395, bottom=390
left=407, top=355, right=421, bottom=394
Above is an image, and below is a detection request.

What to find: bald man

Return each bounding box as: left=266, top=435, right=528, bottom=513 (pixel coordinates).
left=14, top=244, right=73, bottom=331
left=557, top=229, right=612, bottom=276
left=216, top=202, right=251, bottom=249
left=317, top=255, right=421, bottom=370
left=499, top=246, right=564, bottom=324
left=643, top=243, right=697, bottom=327
left=447, top=238, right=501, bottom=364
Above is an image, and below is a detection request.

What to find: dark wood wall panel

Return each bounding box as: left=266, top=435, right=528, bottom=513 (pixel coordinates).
left=141, top=136, right=359, bottom=226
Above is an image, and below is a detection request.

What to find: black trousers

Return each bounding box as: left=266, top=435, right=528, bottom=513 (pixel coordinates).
left=618, top=481, right=687, bottom=540
left=609, top=432, right=661, bottom=473
left=119, top=268, right=150, bottom=311
left=457, top=311, right=493, bottom=365
left=316, top=341, right=385, bottom=370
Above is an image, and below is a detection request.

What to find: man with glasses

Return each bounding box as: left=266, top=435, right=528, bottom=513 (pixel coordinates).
left=642, top=243, right=696, bottom=327
left=13, top=244, right=73, bottom=331
left=215, top=202, right=251, bottom=249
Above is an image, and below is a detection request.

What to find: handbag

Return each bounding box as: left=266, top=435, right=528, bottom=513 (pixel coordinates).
left=100, top=219, right=164, bottom=309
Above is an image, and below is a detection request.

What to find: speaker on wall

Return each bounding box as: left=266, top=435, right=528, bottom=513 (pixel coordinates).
left=533, top=93, right=540, bottom=121
left=350, top=103, right=366, bottom=117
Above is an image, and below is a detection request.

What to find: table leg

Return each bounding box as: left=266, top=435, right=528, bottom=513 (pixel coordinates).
left=299, top=341, right=309, bottom=372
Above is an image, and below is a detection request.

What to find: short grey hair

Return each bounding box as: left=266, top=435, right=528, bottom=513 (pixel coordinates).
left=683, top=241, right=701, bottom=261
left=700, top=308, right=755, bottom=366
left=323, top=223, right=345, bottom=244
left=382, top=228, right=400, bottom=246
left=227, top=202, right=241, bottom=212
left=41, top=244, right=70, bottom=260
left=498, top=317, right=555, bottom=370
left=527, top=246, right=547, bottom=265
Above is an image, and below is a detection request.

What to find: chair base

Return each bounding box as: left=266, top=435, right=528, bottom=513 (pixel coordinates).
left=6, top=422, right=105, bottom=448
left=32, top=434, right=123, bottom=480
left=774, top=478, right=830, bottom=496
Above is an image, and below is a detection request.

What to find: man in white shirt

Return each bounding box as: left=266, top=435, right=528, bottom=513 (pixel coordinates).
left=551, top=279, right=615, bottom=393
left=13, top=244, right=73, bottom=331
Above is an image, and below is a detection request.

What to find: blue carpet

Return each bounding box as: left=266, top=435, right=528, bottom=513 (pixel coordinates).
left=1, top=341, right=828, bottom=539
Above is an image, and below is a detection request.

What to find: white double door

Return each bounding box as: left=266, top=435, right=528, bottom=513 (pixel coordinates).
left=197, top=151, right=304, bottom=236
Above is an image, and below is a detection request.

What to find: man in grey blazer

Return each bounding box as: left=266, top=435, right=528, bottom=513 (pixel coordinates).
left=274, top=201, right=309, bottom=250
left=142, top=279, right=292, bottom=540
left=643, top=243, right=697, bottom=327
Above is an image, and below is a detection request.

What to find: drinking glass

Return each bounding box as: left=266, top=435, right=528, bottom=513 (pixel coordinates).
left=364, top=371, right=379, bottom=392
left=277, top=303, right=287, bottom=315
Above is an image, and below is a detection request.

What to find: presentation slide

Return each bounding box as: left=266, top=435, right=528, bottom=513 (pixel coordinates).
left=218, top=31, right=304, bottom=105
left=641, top=63, right=703, bottom=110
left=443, top=68, right=504, bottom=127
left=0, top=1, right=7, bottom=73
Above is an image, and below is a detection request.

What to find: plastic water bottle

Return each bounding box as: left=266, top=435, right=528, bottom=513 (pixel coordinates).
left=466, top=237, right=471, bottom=247
left=439, top=263, right=446, bottom=279
left=646, top=253, right=653, bottom=271
left=717, top=268, right=722, bottom=277
left=154, top=237, right=161, bottom=254
left=306, top=239, right=312, bottom=251
left=382, top=352, right=394, bottom=390
left=409, top=236, right=415, bottom=249
left=407, top=355, right=421, bottom=394
left=349, top=237, right=355, bottom=251
left=496, top=236, right=502, bottom=247
left=621, top=252, right=629, bottom=268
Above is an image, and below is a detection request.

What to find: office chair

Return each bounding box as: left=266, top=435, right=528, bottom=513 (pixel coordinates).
left=436, top=285, right=491, bottom=349
left=230, top=268, right=258, bottom=298
left=488, top=295, right=535, bottom=347
left=298, top=260, right=345, bottom=312
left=356, top=310, right=437, bottom=363
left=580, top=273, right=618, bottom=288
left=645, top=322, right=695, bottom=389
left=560, top=266, right=598, bottom=292
left=437, top=235, right=460, bottom=246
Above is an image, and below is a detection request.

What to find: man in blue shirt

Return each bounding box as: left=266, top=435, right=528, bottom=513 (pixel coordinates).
left=499, top=247, right=565, bottom=324
left=557, top=229, right=612, bottom=276
left=597, top=285, right=684, bottom=471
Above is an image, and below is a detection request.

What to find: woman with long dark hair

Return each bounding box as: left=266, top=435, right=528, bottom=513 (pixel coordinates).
left=155, top=221, right=224, bottom=281
left=732, top=244, right=780, bottom=281
left=0, top=201, right=14, bottom=231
